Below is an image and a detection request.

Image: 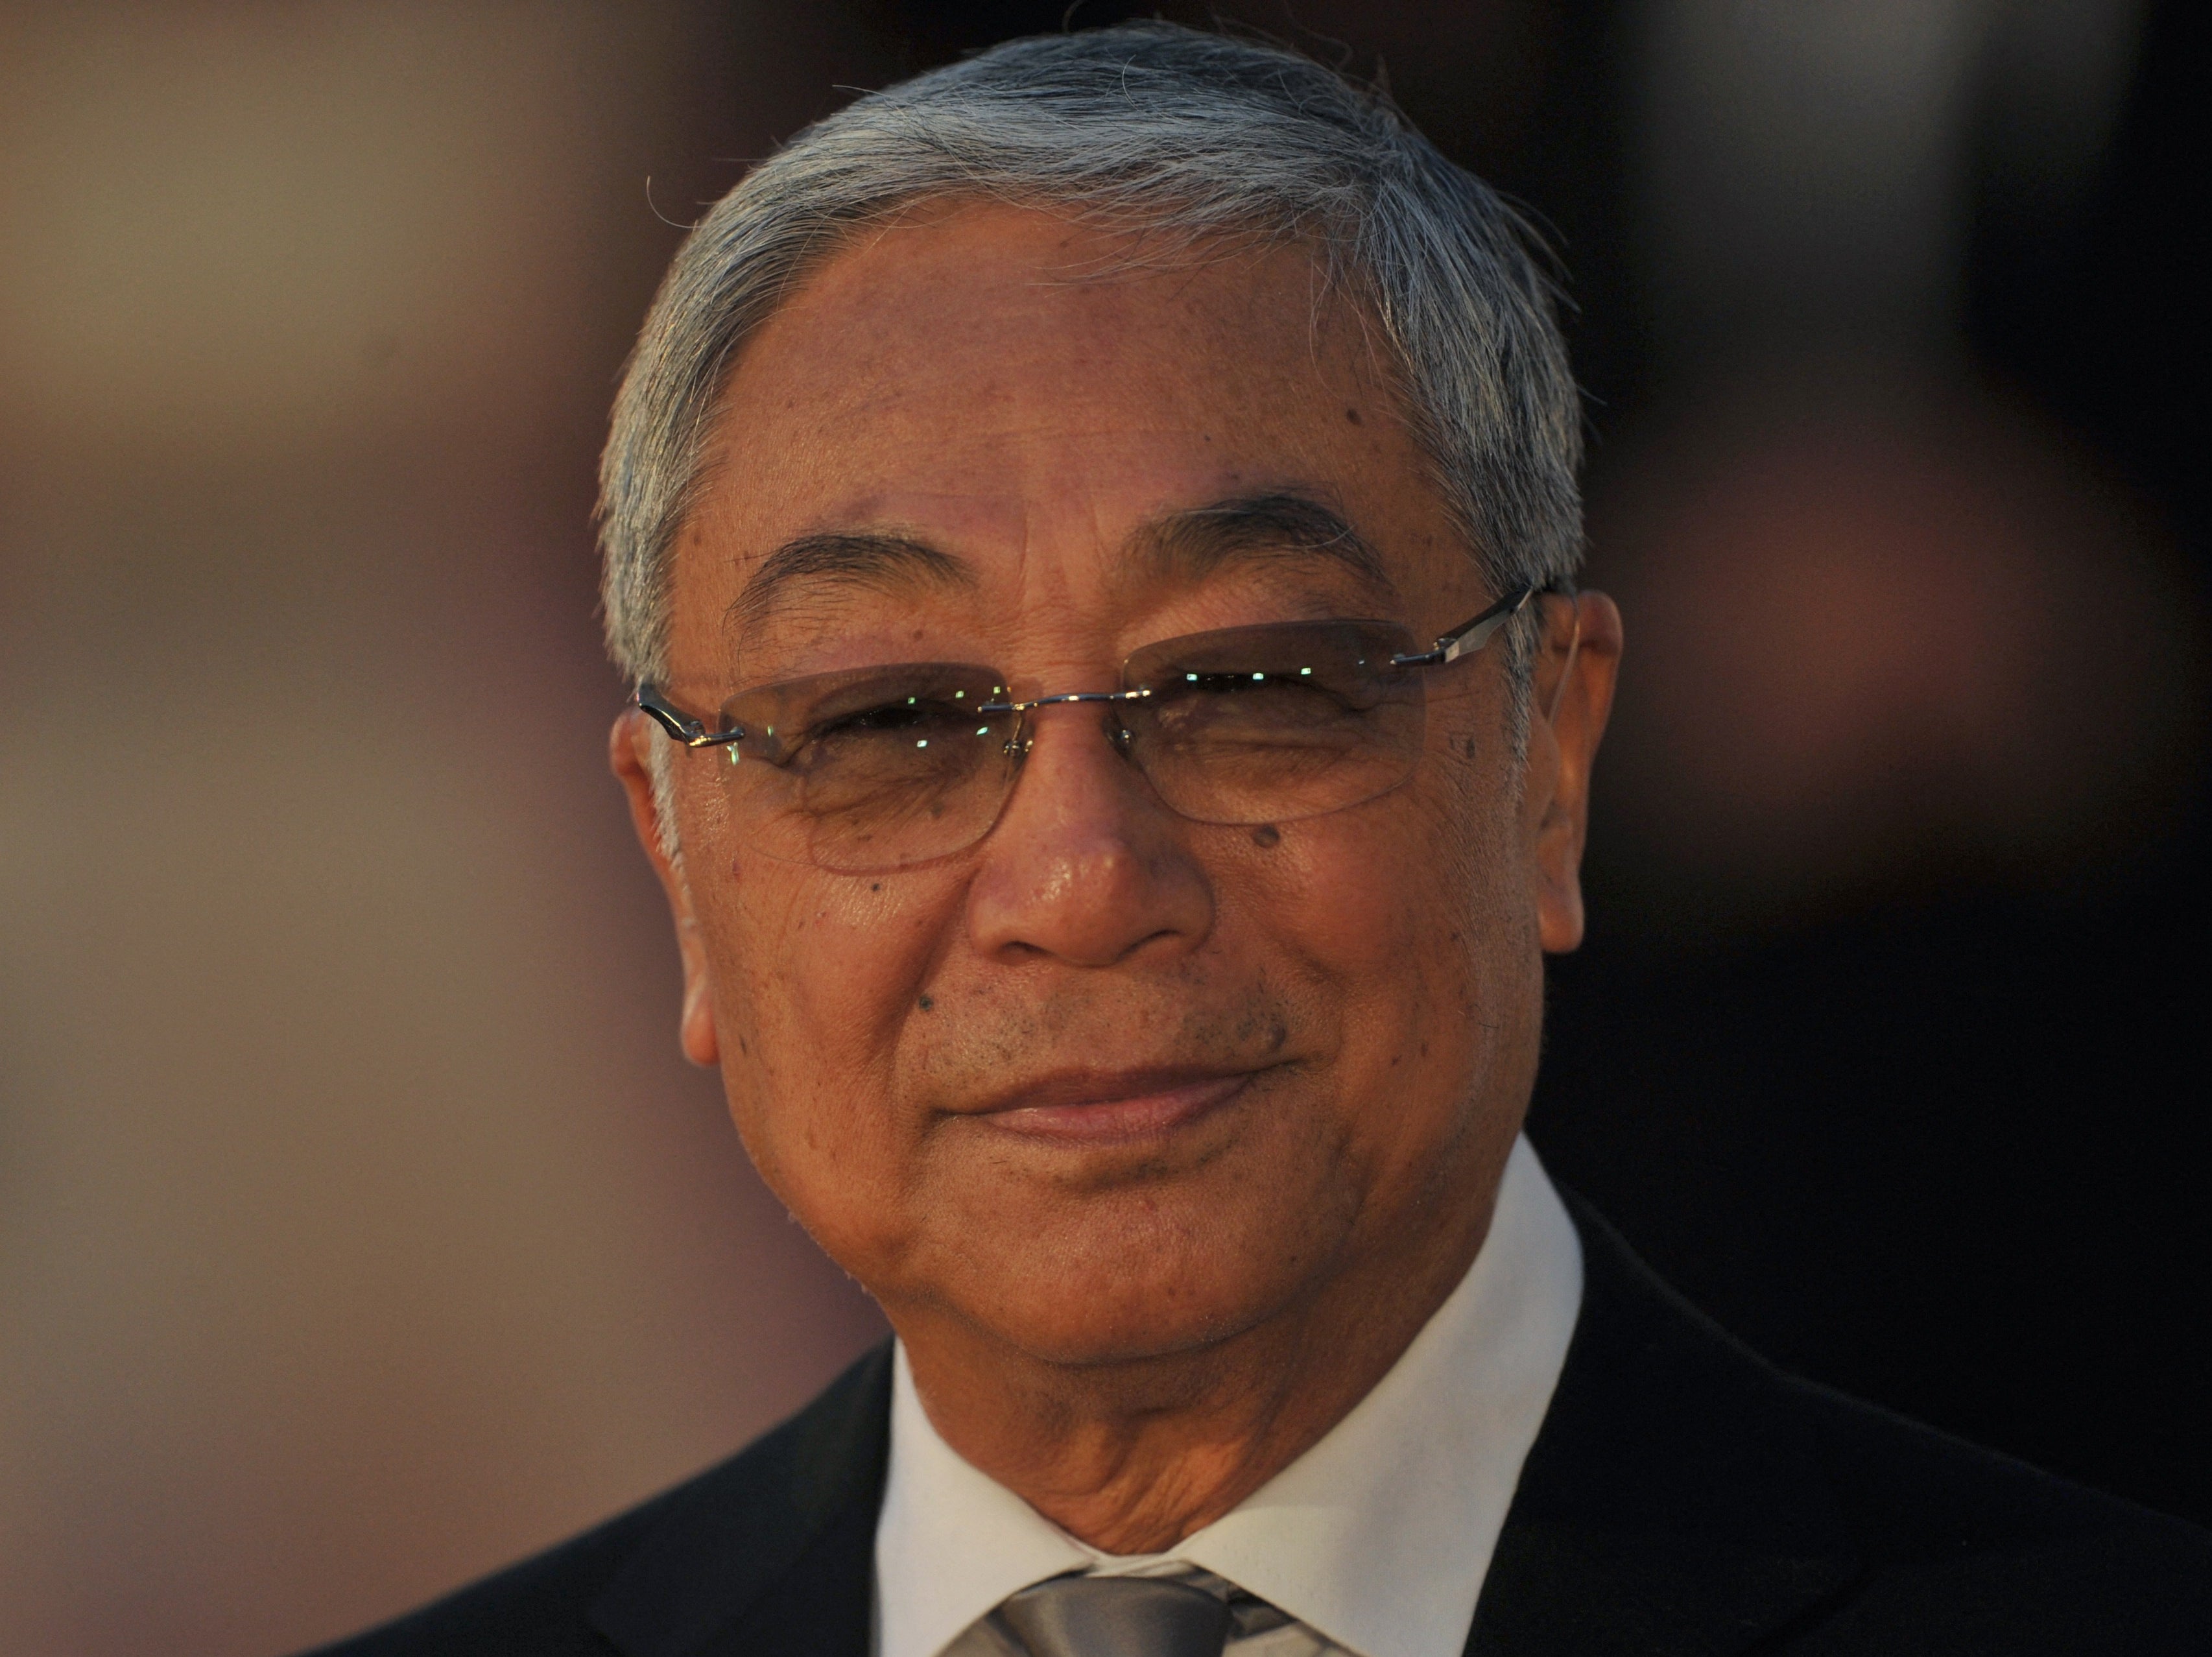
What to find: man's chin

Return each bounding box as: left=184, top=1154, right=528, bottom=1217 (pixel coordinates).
left=927, top=1234, right=1334, bottom=1373
left=980, top=1302, right=1276, bottom=1372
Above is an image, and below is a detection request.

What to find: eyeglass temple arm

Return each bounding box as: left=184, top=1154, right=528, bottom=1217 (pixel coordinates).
left=634, top=684, right=745, bottom=748
left=1390, top=580, right=1575, bottom=669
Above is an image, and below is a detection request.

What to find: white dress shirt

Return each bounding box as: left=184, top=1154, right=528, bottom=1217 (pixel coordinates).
left=873, top=1135, right=1585, bottom=1657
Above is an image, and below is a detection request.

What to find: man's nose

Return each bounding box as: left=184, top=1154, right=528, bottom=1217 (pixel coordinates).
left=963, top=704, right=1215, bottom=968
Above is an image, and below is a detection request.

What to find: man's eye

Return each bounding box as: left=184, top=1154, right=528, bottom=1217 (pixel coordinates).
left=1172, top=667, right=1275, bottom=690
left=1175, top=669, right=1346, bottom=702
left=1145, top=665, right=1394, bottom=739
left=840, top=702, right=927, bottom=730
left=814, top=700, right=971, bottom=740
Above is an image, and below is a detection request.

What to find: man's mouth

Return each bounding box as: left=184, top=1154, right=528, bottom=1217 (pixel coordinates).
left=962, top=1067, right=1260, bottom=1145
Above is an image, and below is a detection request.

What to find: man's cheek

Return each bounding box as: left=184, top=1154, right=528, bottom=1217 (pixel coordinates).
left=1283, top=818, right=1436, bottom=970
left=724, top=872, right=918, bottom=1036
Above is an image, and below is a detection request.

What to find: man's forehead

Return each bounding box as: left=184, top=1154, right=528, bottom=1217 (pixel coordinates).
left=715, top=203, right=1381, bottom=447
left=665, top=202, right=1461, bottom=658
left=787, top=490, right=1035, bottom=555
left=720, top=486, right=1398, bottom=640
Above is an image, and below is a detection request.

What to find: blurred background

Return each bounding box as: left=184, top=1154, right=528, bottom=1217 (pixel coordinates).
left=1, top=1, right=2204, bottom=1650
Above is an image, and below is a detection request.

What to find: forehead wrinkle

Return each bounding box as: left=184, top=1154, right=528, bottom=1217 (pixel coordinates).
left=1125, top=490, right=1401, bottom=608
left=728, top=530, right=978, bottom=639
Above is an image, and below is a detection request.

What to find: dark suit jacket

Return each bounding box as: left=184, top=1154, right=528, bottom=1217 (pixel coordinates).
left=306, top=1198, right=2212, bottom=1655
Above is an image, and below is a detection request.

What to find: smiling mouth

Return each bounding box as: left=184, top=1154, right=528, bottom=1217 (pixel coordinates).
left=967, top=1068, right=1261, bottom=1145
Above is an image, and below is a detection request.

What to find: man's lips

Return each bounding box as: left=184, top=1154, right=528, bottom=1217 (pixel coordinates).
left=960, top=1067, right=1259, bottom=1145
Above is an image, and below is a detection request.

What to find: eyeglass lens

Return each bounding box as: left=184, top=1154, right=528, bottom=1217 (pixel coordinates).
left=704, top=619, right=1429, bottom=873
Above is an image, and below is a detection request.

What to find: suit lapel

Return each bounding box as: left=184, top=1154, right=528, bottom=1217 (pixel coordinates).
left=589, top=1342, right=893, bottom=1657
left=1466, top=1198, right=1861, bottom=1656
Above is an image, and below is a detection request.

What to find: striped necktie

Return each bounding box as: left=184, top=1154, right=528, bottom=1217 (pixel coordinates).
left=995, top=1573, right=1231, bottom=1657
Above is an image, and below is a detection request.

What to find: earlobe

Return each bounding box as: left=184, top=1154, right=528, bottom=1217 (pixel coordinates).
left=678, top=954, right=721, bottom=1067
left=1528, top=710, right=1586, bottom=955
left=1529, top=591, right=1623, bottom=956
left=610, top=712, right=722, bottom=1069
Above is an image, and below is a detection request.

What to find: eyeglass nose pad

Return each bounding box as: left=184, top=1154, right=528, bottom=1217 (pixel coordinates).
left=998, top=706, right=1135, bottom=759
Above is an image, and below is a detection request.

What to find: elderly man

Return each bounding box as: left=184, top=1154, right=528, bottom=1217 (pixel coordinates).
left=315, top=24, right=2209, bottom=1657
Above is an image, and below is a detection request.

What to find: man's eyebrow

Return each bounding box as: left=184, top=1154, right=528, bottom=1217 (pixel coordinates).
left=729, top=530, right=976, bottom=634
left=1134, top=492, right=1397, bottom=597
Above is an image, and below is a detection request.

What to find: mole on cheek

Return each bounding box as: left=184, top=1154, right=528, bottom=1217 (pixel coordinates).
left=918, top=994, right=934, bottom=1012
left=1251, top=824, right=1281, bottom=849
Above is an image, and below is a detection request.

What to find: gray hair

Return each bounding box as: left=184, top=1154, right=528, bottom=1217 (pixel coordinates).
left=601, top=21, right=1582, bottom=730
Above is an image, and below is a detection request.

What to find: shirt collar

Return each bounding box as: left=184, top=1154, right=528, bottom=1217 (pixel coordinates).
left=872, top=1135, right=1584, bottom=1657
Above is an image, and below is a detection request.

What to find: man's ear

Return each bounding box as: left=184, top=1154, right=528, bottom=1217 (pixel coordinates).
left=610, top=712, right=721, bottom=1067
left=1525, top=591, right=1623, bottom=955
